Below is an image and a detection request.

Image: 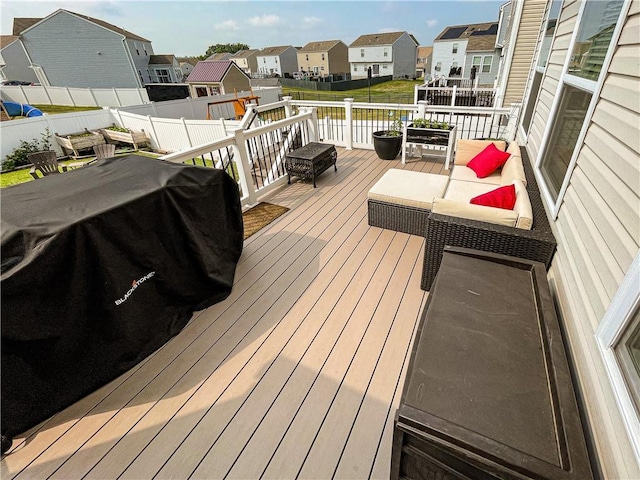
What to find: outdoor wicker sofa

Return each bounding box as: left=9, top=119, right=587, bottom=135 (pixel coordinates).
left=420, top=145, right=557, bottom=291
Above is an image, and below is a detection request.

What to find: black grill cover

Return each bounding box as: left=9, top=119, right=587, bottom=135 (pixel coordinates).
left=1, top=155, right=243, bottom=440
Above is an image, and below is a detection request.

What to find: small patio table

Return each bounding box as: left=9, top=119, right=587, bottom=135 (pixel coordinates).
left=285, top=142, right=337, bottom=188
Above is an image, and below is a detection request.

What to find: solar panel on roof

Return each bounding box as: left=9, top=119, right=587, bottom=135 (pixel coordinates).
left=440, top=26, right=467, bottom=40
left=471, top=24, right=498, bottom=36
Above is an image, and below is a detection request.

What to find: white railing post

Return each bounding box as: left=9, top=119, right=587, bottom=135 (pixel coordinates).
left=309, top=107, right=319, bottom=142
left=232, top=128, right=258, bottom=206
left=344, top=98, right=354, bottom=150
left=283, top=96, right=293, bottom=117
left=414, top=84, right=420, bottom=105
left=417, top=100, right=427, bottom=118
left=451, top=86, right=457, bottom=107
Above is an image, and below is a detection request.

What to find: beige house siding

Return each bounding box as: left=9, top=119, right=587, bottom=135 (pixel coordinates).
left=221, top=67, right=251, bottom=94
left=524, top=1, right=640, bottom=478
left=503, top=0, right=546, bottom=105
left=328, top=44, right=349, bottom=74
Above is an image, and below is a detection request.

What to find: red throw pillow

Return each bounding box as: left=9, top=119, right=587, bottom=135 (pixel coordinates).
left=467, top=143, right=511, bottom=178
left=470, top=184, right=517, bottom=210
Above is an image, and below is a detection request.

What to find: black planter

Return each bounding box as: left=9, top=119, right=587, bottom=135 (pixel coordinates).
left=372, top=131, right=403, bottom=160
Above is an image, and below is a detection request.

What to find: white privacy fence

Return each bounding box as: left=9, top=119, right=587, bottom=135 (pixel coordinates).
left=0, top=107, right=240, bottom=160
left=0, top=85, right=149, bottom=107
left=0, top=84, right=281, bottom=111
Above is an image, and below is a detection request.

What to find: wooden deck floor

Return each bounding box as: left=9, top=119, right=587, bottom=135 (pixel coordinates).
left=1, top=147, right=447, bottom=480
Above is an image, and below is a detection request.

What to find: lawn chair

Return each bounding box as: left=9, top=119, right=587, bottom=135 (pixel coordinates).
left=94, top=144, right=116, bottom=160
left=28, top=151, right=63, bottom=179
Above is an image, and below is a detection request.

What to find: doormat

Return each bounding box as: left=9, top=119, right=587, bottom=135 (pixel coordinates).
left=243, top=202, right=290, bottom=240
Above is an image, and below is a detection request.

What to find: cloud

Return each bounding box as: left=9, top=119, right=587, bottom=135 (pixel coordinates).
left=248, top=14, right=281, bottom=27
left=426, top=19, right=438, bottom=27
left=303, top=16, right=323, bottom=27
left=214, top=19, right=239, bottom=31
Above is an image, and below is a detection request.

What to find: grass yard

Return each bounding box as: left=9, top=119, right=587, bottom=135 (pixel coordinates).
left=283, top=79, right=423, bottom=104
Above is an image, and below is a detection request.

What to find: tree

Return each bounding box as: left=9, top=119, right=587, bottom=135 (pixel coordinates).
left=203, top=43, right=250, bottom=59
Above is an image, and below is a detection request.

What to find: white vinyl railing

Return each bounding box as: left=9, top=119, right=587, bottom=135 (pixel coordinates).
left=2, top=96, right=520, bottom=210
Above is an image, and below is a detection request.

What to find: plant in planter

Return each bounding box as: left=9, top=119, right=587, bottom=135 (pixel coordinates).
left=55, top=129, right=105, bottom=158
left=100, top=124, right=149, bottom=150
left=406, top=118, right=454, bottom=146
left=372, top=119, right=404, bottom=160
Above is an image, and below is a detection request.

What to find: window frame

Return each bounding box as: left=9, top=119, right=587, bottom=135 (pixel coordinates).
left=596, top=252, right=640, bottom=464
left=534, top=0, right=629, bottom=218
left=481, top=55, right=493, bottom=73
left=452, top=43, right=458, bottom=54
left=519, top=0, right=563, bottom=140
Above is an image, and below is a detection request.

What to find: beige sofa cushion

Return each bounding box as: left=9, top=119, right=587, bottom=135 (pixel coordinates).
left=444, top=178, right=500, bottom=203
left=450, top=165, right=502, bottom=185
left=501, top=143, right=527, bottom=187
left=368, top=168, right=449, bottom=210
left=432, top=198, right=518, bottom=227
left=443, top=178, right=533, bottom=230
left=513, top=179, right=533, bottom=230
left=454, top=139, right=508, bottom=166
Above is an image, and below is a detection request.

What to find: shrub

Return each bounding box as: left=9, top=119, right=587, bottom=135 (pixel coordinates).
left=2, top=128, right=52, bottom=172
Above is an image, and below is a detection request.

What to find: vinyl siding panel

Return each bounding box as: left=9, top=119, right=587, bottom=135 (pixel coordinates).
left=220, top=67, right=251, bottom=94
left=503, top=0, right=546, bottom=105
left=21, top=11, right=139, bottom=88
left=527, top=2, right=640, bottom=477
left=0, top=41, right=39, bottom=83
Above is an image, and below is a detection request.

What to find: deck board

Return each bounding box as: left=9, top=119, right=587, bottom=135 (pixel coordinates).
left=2, top=147, right=447, bottom=480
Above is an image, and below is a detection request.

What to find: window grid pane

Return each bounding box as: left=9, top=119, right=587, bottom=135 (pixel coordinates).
left=568, top=0, right=624, bottom=80
left=539, top=85, right=591, bottom=200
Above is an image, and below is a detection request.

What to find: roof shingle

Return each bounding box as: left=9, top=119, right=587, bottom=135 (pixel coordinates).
left=186, top=60, right=234, bottom=83
left=298, top=40, right=343, bottom=53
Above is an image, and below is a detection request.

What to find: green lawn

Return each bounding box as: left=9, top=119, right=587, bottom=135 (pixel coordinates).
left=283, top=79, right=423, bottom=103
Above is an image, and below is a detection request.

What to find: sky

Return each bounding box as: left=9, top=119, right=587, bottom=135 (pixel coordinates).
left=1, top=0, right=505, bottom=57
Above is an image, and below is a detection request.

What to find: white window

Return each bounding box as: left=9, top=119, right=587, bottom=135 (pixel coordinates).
left=275, top=58, right=278, bottom=63
left=264, top=58, right=266, bottom=63
left=354, top=65, right=358, bottom=71
left=383, top=48, right=388, bottom=57
left=452, top=43, right=458, bottom=54
left=521, top=0, right=562, bottom=135
left=597, top=253, right=640, bottom=464
left=481, top=56, right=492, bottom=73
left=435, top=62, right=441, bottom=72
left=321, top=53, right=325, bottom=61
left=382, top=64, right=387, bottom=69
left=537, top=0, right=626, bottom=213
left=472, top=56, right=481, bottom=68
left=306, top=54, right=309, bottom=61
left=156, top=69, right=171, bottom=83
left=360, top=49, right=364, bottom=58
left=452, top=62, right=458, bottom=68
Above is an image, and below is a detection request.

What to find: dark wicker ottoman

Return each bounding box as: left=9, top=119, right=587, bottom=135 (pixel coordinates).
left=368, top=169, right=449, bottom=236
left=285, top=142, right=337, bottom=188
left=392, top=248, right=593, bottom=480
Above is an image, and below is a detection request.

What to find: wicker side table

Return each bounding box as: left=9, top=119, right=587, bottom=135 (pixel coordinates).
left=285, top=142, right=337, bottom=188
